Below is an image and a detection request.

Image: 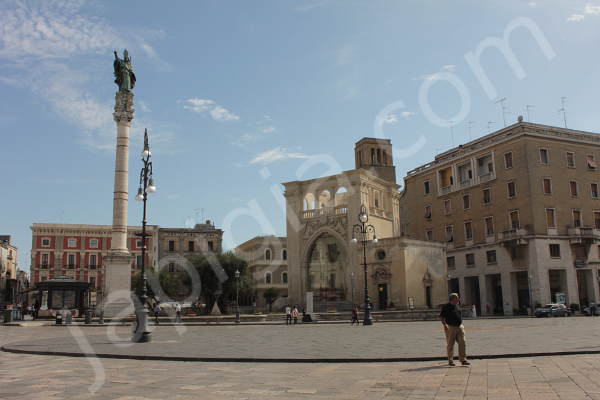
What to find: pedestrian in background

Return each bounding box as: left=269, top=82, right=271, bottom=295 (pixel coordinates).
left=292, top=305, right=299, bottom=325
left=153, top=303, right=161, bottom=325
left=440, top=293, right=470, bottom=367
left=351, top=304, right=359, bottom=325
left=285, top=304, right=292, bottom=325
left=175, top=302, right=182, bottom=323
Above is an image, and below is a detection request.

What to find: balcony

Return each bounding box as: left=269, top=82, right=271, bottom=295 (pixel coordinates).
left=568, top=227, right=600, bottom=245
left=500, top=228, right=529, bottom=246
left=437, top=172, right=496, bottom=196
left=302, top=205, right=348, bottom=220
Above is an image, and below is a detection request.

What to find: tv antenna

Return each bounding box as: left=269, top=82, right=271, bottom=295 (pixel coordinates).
left=495, top=97, right=509, bottom=127
left=525, top=105, right=534, bottom=122
left=448, top=121, right=456, bottom=146
left=558, top=97, right=568, bottom=128
left=487, top=121, right=496, bottom=133
left=466, top=120, right=475, bottom=140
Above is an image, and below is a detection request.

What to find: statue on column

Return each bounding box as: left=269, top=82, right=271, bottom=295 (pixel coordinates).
left=113, top=49, right=136, bottom=92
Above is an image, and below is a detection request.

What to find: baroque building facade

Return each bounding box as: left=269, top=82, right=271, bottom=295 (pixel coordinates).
left=0, top=235, right=18, bottom=307
left=283, top=138, right=448, bottom=310
left=401, top=120, right=600, bottom=315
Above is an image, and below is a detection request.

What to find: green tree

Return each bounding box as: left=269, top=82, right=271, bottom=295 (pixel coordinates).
left=263, top=287, right=279, bottom=313
left=187, top=252, right=252, bottom=314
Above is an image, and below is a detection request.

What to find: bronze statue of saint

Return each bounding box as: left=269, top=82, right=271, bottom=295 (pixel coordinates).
left=113, top=49, right=136, bottom=92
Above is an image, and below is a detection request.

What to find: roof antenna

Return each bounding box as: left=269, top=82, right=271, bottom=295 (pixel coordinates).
left=558, top=97, right=568, bottom=128
left=495, top=97, right=508, bottom=127
left=525, top=105, right=534, bottom=122
left=467, top=120, right=475, bottom=141
left=449, top=121, right=455, bottom=146
left=487, top=121, right=495, bottom=133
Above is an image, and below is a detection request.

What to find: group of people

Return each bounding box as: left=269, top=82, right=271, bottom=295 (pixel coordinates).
left=284, top=304, right=300, bottom=325
left=152, top=302, right=182, bottom=324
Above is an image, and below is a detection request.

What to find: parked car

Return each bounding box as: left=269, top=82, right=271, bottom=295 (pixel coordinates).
left=534, top=303, right=568, bottom=317
left=583, top=303, right=599, bottom=316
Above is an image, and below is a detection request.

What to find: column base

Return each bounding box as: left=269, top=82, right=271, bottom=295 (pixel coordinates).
left=103, top=252, right=134, bottom=318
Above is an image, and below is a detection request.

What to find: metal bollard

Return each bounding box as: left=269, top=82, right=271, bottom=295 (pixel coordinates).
left=55, top=313, right=63, bottom=325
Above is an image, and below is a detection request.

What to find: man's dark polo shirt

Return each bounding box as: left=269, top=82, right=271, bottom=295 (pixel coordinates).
left=440, top=303, right=462, bottom=327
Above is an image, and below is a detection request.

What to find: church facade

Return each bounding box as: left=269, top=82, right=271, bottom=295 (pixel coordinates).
left=283, top=138, right=447, bottom=310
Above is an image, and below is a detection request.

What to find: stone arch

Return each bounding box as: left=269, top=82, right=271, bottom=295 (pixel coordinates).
left=335, top=187, right=348, bottom=206
left=301, top=227, right=350, bottom=301
left=303, top=193, right=315, bottom=210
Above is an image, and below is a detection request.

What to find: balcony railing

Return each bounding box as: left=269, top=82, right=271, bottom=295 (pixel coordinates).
left=499, top=228, right=529, bottom=246
left=438, top=172, right=496, bottom=196
left=568, top=227, right=600, bottom=244
left=302, top=205, right=348, bottom=219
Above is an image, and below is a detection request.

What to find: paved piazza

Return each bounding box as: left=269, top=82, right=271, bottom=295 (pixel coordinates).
left=2, top=318, right=600, bottom=399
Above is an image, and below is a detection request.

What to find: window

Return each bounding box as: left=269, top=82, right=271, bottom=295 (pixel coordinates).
left=507, top=181, right=516, bottom=198
left=89, top=238, right=98, bottom=248
left=539, top=148, right=549, bottom=164
left=89, top=254, right=97, bottom=268
left=587, top=155, right=597, bottom=170
left=464, top=221, right=473, bottom=240
left=549, top=244, right=561, bottom=258
left=168, top=240, right=175, bottom=252
left=591, top=183, right=599, bottom=199
left=41, top=238, right=50, bottom=247
left=424, top=180, right=431, bottom=194
left=67, top=238, right=77, bottom=248
left=89, top=276, right=96, bottom=288
left=208, top=241, right=214, bottom=251
left=41, top=253, right=49, bottom=268
left=566, top=152, right=575, bottom=168
left=466, top=253, right=475, bottom=266
left=377, top=249, right=386, bottom=260
left=426, top=230, right=433, bottom=241
left=265, top=249, right=271, bottom=260
left=462, top=194, right=471, bottom=210
left=443, top=199, right=451, bottom=215
left=168, top=262, right=176, bottom=272
left=136, top=240, right=143, bottom=248
left=484, top=216, right=494, bottom=236
left=188, top=241, right=195, bottom=252
left=424, top=205, right=432, bottom=219
left=447, top=256, right=455, bottom=270
left=546, top=208, right=556, bottom=229
left=573, top=210, right=582, bottom=228
left=483, top=188, right=491, bottom=204
left=136, top=255, right=143, bottom=267
left=504, top=152, right=513, bottom=169
left=486, top=250, right=497, bottom=264
left=543, top=178, right=552, bottom=195
left=595, top=211, right=600, bottom=229
left=570, top=181, right=579, bottom=197
left=510, top=210, right=520, bottom=229
left=282, top=272, right=288, bottom=284
left=265, top=272, right=272, bottom=284
left=445, top=225, right=454, bottom=243
left=282, top=249, right=287, bottom=260
left=68, top=254, right=75, bottom=268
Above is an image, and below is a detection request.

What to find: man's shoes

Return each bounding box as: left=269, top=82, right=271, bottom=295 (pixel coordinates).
left=448, top=361, right=455, bottom=366
left=461, top=360, right=471, bottom=366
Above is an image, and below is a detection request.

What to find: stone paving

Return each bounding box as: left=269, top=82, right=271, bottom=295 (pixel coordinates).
left=2, top=319, right=600, bottom=399
left=3, top=317, right=600, bottom=360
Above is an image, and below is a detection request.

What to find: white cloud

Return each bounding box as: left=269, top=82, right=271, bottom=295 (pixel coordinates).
left=567, top=14, right=585, bottom=22
left=419, top=72, right=444, bottom=81
left=183, top=98, right=239, bottom=121
left=401, top=111, right=417, bottom=118
left=261, top=126, right=276, bottom=134
left=585, top=4, right=600, bottom=15
left=0, top=1, right=172, bottom=152
left=442, top=64, right=456, bottom=72
left=335, top=45, right=355, bottom=66
left=230, top=133, right=258, bottom=147
left=383, top=114, right=399, bottom=124
left=249, top=147, right=313, bottom=165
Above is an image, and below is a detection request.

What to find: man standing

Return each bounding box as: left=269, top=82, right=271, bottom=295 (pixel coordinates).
left=440, top=293, right=470, bottom=366
left=285, top=304, right=292, bottom=325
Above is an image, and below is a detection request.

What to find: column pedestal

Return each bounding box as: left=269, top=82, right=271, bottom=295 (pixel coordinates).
left=103, top=253, right=134, bottom=318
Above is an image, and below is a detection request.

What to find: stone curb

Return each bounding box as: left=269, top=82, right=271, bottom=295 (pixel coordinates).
left=3, top=344, right=600, bottom=363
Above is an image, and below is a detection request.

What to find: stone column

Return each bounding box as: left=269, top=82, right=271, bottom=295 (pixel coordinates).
left=500, top=272, right=514, bottom=316
left=103, top=91, right=135, bottom=318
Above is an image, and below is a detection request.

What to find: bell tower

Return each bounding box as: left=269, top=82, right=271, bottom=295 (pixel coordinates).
left=354, top=138, right=396, bottom=183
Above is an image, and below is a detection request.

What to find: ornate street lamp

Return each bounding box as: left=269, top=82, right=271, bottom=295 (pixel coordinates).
left=235, top=269, right=241, bottom=324
left=132, top=129, right=156, bottom=343
left=352, top=205, right=377, bottom=326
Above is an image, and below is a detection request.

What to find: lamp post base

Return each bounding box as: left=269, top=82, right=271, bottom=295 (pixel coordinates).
left=132, top=306, right=152, bottom=343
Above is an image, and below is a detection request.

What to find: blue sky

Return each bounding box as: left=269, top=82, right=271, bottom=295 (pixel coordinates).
left=2, top=0, right=600, bottom=270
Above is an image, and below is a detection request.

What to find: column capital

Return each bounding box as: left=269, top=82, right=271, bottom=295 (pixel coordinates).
left=113, top=91, right=135, bottom=124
